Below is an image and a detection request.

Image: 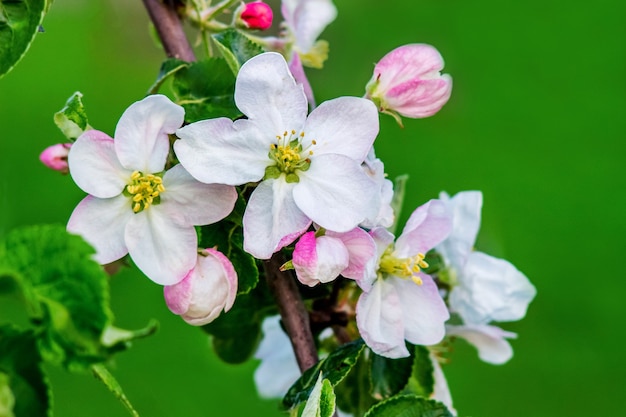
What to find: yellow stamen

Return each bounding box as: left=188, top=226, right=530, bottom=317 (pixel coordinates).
left=379, top=246, right=429, bottom=286
left=126, top=170, right=165, bottom=213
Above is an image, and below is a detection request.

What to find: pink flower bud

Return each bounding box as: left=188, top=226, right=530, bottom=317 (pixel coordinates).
left=365, top=44, right=452, bottom=122
left=163, top=248, right=238, bottom=326
left=39, top=143, right=72, bottom=174
left=240, top=1, right=273, bottom=31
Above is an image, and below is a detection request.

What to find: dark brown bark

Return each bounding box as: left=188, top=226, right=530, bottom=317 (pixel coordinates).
left=141, top=0, right=196, bottom=61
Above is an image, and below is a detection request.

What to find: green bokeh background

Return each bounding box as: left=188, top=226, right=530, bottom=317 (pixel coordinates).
left=1, top=0, right=624, bottom=416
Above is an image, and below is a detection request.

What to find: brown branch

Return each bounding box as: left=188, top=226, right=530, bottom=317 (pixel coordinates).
left=264, top=253, right=319, bottom=372
left=141, top=0, right=196, bottom=61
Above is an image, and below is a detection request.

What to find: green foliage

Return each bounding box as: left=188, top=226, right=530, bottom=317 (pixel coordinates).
left=0, top=326, right=50, bottom=417
left=334, top=351, right=376, bottom=417
left=170, top=57, right=240, bottom=122
left=91, top=364, right=139, bottom=417
left=284, top=339, right=365, bottom=408
left=402, top=346, right=435, bottom=397
left=53, top=91, right=91, bottom=141
left=369, top=351, right=414, bottom=400
left=363, top=396, right=453, bottom=417
left=299, top=374, right=336, bottom=417
left=212, top=29, right=265, bottom=75
left=0, top=0, right=50, bottom=78
left=147, top=58, right=189, bottom=95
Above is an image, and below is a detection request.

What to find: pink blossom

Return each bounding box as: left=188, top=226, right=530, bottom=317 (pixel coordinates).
left=365, top=44, right=452, bottom=124
left=164, top=248, right=238, bottom=326
left=240, top=1, right=273, bottom=31
left=40, top=143, right=72, bottom=174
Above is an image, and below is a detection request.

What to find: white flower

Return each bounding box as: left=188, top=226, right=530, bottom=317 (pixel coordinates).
left=437, top=191, right=537, bottom=324
left=175, top=52, right=379, bottom=260
left=359, top=148, right=394, bottom=229
left=163, top=248, right=238, bottom=325
left=356, top=200, right=452, bottom=358
left=67, top=95, right=237, bottom=285
left=446, top=323, right=516, bottom=365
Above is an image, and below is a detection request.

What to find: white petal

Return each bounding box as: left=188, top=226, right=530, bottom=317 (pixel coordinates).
left=67, top=194, right=131, bottom=264
left=161, top=164, right=237, bottom=226
left=358, top=227, right=395, bottom=292
left=286, top=0, right=337, bottom=52
left=297, top=235, right=349, bottom=286
left=114, top=95, right=184, bottom=173
left=328, top=228, right=376, bottom=281
left=125, top=207, right=197, bottom=285
left=356, top=279, right=409, bottom=358
left=243, top=179, right=312, bottom=259
left=235, top=52, right=308, bottom=135
left=175, top=117, right=270, bottom=185
left=395, top=199, right=452, bottom=258
left=446, top=324, right=516, bottom=365
left=430, top=353, right=456, bottom=415
left=68, top=130, right=130, bottom=198
left=449, top=252, right=537, bottom=324
left=392, top=275, right=449, bottom=346
left=304, top=97, right=378, bottom=162
left=437, top=191, right=483, bottom=270
left=295, top=154, right=377, bottom=232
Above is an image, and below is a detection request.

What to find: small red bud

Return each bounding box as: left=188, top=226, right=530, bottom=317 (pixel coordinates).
left=240, top=1, right=273, bottom=31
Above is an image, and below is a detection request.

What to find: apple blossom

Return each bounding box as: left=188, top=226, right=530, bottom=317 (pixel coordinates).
left=359, top=148, right=394, bottom=229
left=437, top=191, right=537, bottom=325
left=365, top=44, right=452, bottom=124
left=175, top=52, right=379, bottom=260
left=164, top=248, right=238, bottom=326
left=67, top=95, right=238, bottom=285
left=356, top=199, right=452, bottom=358
left=238, top=1, right=273, bottom=30
left=446, top=323, right=516, bottom=365
left=39, top=143, right=71, bottom=174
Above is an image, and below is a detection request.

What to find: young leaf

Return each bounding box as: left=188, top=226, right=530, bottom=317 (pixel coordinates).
left=147, top=58, right=189, bottom=95
left=53, top=91, right=91, bottom=141
left=212, top=29, right=265, bottom=75
left=362, top=395, right=453, bottom=417
left=0, top=326, right=51, bottom=417
left=91, top=364, right=140, bottom=417
left=283, top=339, right=365, bottom=408
left=300, top=374, right=336, bottom=417
left=369, top=350, right=414, bottom=400
left=170, top=58, right=240, bottom=122
left=402, top=346, right=435, bottom=398
left=0, top=0, right=50, bottom=78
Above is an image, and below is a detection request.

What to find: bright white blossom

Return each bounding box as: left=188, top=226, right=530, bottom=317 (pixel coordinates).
left=164, top=248, right=238, bottom=325
left=356, top=199, right=452, bottom=358
left=365, top=44, right=452, bottom=124
left=175, top=52, right=379, bottom=260
left=67, top=95, right=237, bottom=285
left=446, top=323, right=516, bottom=365
left=437, top=191, right=537, bottom=325
left=359, top=148, right=394, bottom=229
left=292, top=227, right=376, bottom=287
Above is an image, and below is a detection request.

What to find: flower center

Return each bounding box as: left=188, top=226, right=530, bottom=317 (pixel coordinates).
left=265, top=130, right=316, bottom=183
left=378, top=245, right=429, bottom=285
left=125, top=171, right=165, bottom=213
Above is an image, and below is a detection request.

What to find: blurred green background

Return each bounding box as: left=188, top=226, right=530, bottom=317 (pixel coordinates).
left=1, top=0, right=625, bottom=416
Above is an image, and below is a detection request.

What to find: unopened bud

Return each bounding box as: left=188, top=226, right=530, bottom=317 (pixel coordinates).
left=39, top=143, right=72, bottom=174
left=239, top=1, right=273, bottom=31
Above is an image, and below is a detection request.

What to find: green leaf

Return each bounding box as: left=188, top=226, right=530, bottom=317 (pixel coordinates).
left=370, top=351, right=414, bottom=400
left=363, top=395, right=453, bottom=417
left=402, top=346, right=435, bottom=398
left=389, top=174, right=408, bottom=235
left=53, top=91, right=91, bottom=141
left=0, top=326, right=51, bottom=417
left=283, top=339, right=365, bottom=408
left=170, top=57, right=240, bottom=122
left=300, top=374, right=336, bottom=417
left=334, top=348, right=376, bottom=417
left=91, top=364, right=140, bottom=417
left=212, top=29, right=265, bottom=75
left=0, top=0, right=49, bottom=78
left=147, top=58, right=189, bottom=95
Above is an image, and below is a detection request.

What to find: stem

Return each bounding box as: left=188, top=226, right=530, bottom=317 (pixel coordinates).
left=141, top=0, right=196, bottom=61
left=264, top=252, right=319, bottom=372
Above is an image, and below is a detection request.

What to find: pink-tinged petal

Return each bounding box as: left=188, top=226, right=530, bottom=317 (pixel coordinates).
left=125, top=207, right=197, bottom=285
left=446, top=324, right=516, bottom=365
left=293, top=233, right=349, bottom=286
left=283, top=0, right=337, bottom=52
left=175, top=117, right=270, bottom=185
left=234, top=53, right=308, bottom=135
left=243, top=179, right=312, bottom=259
left=430, top=353, right=456, bottom=415
left=358, top=227, right=395, bottom=292
left=163, top=270, right=193, bottom=314
left=449, top=252, right=536, bottom=324
left=295, top=154, right=377, bottom=232
left=160, top=164, right=237, bottom=226
left=68, top=130, right=131, bottom=198
left=392, top=275, right=449, bottom=346
left=327, top=228, right=376, bottom=281
left=67, top=194, right=131, bottom=264
left=385, top=75, right=452, bottom=118
left=40, top=143, right=71, bottom=173
left=437, top=190, right=483, bottom=271
left=288, top=53, right=316, bottom=108
left=375, top=44, right=447, bottom=91
left=304, top=97, right=378, bottom=162
left=395, top=199, right=452, bottom=258
left=114, top=95, right=184, bottom=173
left=205, top=248, right=238, bottom=311
left=356, top=279, right=409, bottom=358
